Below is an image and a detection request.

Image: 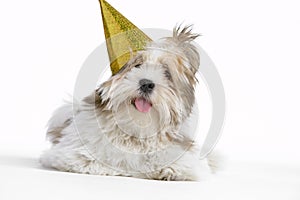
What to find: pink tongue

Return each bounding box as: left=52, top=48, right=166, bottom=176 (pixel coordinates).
left=134, top=97, right=152, bottom=113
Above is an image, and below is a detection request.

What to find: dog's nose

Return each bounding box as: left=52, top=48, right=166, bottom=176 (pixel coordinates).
left=139, top=79, right=155, bottom=93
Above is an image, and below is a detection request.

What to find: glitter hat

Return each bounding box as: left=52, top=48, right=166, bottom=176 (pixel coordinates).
left=98, top=0, right=152, bottom=75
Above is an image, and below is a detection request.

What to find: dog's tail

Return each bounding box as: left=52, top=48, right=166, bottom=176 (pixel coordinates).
left=46, top=103, right=73, bottom=144
left=46, top=99, right=80, bottom=145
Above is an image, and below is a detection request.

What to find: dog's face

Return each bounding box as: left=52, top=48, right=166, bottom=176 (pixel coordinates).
left=97, top=27, right=200, bottom=138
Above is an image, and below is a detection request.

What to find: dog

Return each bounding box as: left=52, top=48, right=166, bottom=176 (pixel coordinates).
left=40, top=25, right=218, bottom=181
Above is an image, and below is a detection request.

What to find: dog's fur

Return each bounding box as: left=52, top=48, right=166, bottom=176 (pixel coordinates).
left=40, top=26, right=217, bottom=181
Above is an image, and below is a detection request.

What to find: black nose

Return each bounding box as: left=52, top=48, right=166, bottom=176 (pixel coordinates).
left=139, top=79, right=155, bottom=93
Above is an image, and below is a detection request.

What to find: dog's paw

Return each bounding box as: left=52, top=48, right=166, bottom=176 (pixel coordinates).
left=158, top=167, right=177, bottom=181
left=157, top=167, right=188, bottom=181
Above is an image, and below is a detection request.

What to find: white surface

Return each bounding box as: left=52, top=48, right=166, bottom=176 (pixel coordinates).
left=0, top=152, right=299, bottom=200
left=0, top=0, right=300, bottom=199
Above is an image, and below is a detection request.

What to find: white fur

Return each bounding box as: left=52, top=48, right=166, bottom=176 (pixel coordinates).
left=40, top=26, right=219, bottom=181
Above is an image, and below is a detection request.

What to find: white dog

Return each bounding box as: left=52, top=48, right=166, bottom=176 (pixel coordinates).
left=40, top=26, right=218, bottom=181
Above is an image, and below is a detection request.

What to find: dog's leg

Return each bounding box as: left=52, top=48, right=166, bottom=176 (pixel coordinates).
left=40, top=147, right=132, bottom=177
left=145, top=149, right=211, bottom=181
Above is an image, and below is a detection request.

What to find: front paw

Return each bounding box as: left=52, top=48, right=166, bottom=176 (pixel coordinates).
left=158, top=167, right=176, bottom=181
left=157, top=167, right=187, bottom=181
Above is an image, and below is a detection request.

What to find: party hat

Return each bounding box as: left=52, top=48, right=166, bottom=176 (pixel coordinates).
left=98, top=0, right=152, bottom=75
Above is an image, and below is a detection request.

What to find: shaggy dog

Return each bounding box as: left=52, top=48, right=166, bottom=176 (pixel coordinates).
left=40, top=26, right=217, bottom=181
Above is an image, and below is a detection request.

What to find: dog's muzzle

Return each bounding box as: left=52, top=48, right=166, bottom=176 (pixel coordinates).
left=139, top=79, right=155, bottom=94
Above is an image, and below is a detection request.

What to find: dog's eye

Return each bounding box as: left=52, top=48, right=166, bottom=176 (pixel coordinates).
left=134, top=64, right=142, bottom=68
left=162, top=64, right=172, bottom=81
left=164, top=70, right=172, bottom=81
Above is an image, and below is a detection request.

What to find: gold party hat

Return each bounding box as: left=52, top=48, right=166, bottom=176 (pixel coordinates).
left=99, top=0, right=152, bottom=75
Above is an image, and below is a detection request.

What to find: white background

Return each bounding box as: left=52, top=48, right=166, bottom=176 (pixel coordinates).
left=0, top=0, right=300, bottom=199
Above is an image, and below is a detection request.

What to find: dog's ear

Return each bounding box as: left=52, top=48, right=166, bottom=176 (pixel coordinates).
left=95, top=78, right=113, bottom=109
left=171, top=25, right=200, bottom=73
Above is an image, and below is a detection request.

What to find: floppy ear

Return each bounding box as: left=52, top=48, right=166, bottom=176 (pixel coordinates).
left=172, top=25, right=200, bottom=73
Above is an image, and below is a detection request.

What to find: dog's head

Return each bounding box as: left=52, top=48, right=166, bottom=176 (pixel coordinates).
left=96, top=26, right=200, bottom=138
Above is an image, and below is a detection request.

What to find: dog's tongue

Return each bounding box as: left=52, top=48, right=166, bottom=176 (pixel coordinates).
left=134, top=97, right=152, bottom=113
